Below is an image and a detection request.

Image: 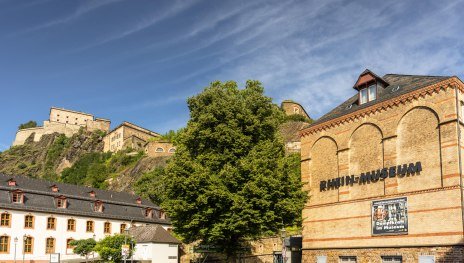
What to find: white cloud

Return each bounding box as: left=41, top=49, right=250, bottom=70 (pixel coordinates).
left=13, top=0, right=124, bottom=35
left=73, top=0, right=199, bottom=51
left=204, top=0, right=464, bottom=119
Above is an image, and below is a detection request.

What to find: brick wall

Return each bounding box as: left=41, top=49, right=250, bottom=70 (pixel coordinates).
left=300, top=80, right=464, bottom=250
left=303, top=246, right=464, bottom=263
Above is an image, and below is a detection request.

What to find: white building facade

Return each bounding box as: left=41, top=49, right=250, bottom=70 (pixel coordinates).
left=130, top=225, right=181, bottom=263
left=0, top=174, right=171, bottom=263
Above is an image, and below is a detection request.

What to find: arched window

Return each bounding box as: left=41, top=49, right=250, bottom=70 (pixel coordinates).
left=104, top=222, right=111, bottom=234
left=168, top=148, right=176, bottom=153
left=0, top=212, right=11, bottom=227
left=120, top=223, right=127, bottom=234
left=0, top=235, right=9, bottom=253
left=155, top=147, right=164, bottom=153
left=86, top=221, right=94, bottom=232
left=66, top=238, right=74, bottom=250
left=45, top=237, right=55, bottom=254
left=67, top=219, right=76, bottom=231
left=24, top=215, right=34, bottom=229
left=46, top=217, right=56, bottom=230
left=24, top=236, right=33, bottom=254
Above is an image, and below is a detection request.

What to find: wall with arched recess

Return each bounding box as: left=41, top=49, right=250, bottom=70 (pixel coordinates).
left=348, top=123, right=384, bottom=199
left=396, top=107, right=441, bottom=192
left=309, top=136, right=339, bottom=205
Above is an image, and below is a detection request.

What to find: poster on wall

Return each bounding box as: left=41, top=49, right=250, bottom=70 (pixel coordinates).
left=372, top=197, right=408, bottom=235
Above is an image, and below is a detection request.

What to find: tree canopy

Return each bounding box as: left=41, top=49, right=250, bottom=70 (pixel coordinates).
left=18, top=120, right=37, bottom=130
left=162, top=80, right=307, bottom=257
left=70, top=238, right=96, bottom=259
left=134, top=167, right=166, bottom=205
left=94, top=234, right=135, bottom=263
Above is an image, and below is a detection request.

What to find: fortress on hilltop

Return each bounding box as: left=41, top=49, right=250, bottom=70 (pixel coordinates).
left=12, top=107, right=177, bottom=157
left=281, top=99, right=310, bottom=119
left=13, top=107, right=111, bottom=146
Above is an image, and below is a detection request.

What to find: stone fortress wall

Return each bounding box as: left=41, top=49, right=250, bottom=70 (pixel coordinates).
left=280, top=100, right=311, bottom=154
left=103, top=122, right=177, bottom=157
left=103, top=121, right=160, bottom=152
left=281, top=100, right=310, bottom=119
left=13, top=107, right=110, bottom=146
left=144, top=141, right=176, bottom=157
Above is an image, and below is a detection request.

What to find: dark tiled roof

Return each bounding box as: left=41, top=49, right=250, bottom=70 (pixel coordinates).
left=308, top=74, right=451, bottom=127
left=129, top=225, right=181, bottom=244
left=0, top=173, right=170, bottom=224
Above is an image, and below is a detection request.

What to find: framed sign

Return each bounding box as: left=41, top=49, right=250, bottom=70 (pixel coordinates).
left=50, top=253, right=60, bottom=263
left=372, top=197, right=408, bottom=235
left=121, top=244, right=130, bottom=258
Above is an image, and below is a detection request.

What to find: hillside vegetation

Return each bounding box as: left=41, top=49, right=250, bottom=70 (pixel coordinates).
left=0, top=129, right=169, bottom=192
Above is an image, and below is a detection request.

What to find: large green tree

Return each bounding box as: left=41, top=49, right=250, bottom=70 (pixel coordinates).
left=163, top=80, right=307, bottom=258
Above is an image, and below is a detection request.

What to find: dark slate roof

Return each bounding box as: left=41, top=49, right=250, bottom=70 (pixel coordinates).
left=129, top=225, right=181, bottom=244
left=308, top=73, right=451, bottom=127
left=0, top=173, right=170, bottom=224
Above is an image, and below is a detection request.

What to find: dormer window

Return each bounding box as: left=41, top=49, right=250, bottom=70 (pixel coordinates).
left=56, top=196, right=67, bottom=208
left=144, top=208, right=153, bottom=218
left=7, top=179, right=16, bottom=187
left=50, top=185, right=59, bottom=192
left=136, top=197, right=142, bottom=205
left=353, top=69, right=388, bottom=106
left=11, top=190, right=23, bottom=204
left=93, top=201, right=103, bottom=212
left=359, top=84, right=377, bottom=104
left=89, top=191, right=96, bottom=198
left=159, top=210, right=166, bottom=219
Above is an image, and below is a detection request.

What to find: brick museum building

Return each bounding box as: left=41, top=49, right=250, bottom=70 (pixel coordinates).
left=300, top=70, right=464, bottom=262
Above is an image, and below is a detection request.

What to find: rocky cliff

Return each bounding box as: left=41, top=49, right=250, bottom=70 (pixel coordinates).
left=0, top=129, right=168, bottom=192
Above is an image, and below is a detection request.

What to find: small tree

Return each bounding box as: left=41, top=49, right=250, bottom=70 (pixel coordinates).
left=18, top=121, right=37, bottom=130
left=70, top=238, right=96, bottom=261
left=94, top=234, right=135, bottom=263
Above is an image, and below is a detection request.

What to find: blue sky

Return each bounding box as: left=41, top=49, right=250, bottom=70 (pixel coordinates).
left=0, top=0, right=463, bottom=151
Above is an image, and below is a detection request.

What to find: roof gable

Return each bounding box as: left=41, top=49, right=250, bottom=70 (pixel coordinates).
left=305, top=73, right=452, bottom=130
left=353, top=69, right=389, bottom=90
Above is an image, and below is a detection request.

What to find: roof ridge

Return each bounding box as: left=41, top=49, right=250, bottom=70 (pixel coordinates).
left=383, top=73, right=451, bottom=78
left=0, top=173, right=147, bottom=202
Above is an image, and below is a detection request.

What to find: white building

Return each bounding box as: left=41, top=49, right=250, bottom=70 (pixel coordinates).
left=130, top=225, right=181, bottom=263
left=0, top=174, right=174, bottom=263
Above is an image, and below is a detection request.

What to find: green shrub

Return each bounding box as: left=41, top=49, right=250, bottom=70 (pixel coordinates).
left=44, top=135, right=70, bottom=175
left=284, top=114, right=312, bottom=123
left=18, top=121, right=37, bottom=130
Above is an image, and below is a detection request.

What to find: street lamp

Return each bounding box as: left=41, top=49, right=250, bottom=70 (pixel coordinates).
left=280, top=227, right=287, bottom=263
left=124, top=227, right=129, bottom=263
left=92, top=234, right=96, bottom=262
left=14, top=237, right=18, bottom=263
left=130, top=235, right=134, bottom=263
left=22, top=234, right=27, bottom=263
